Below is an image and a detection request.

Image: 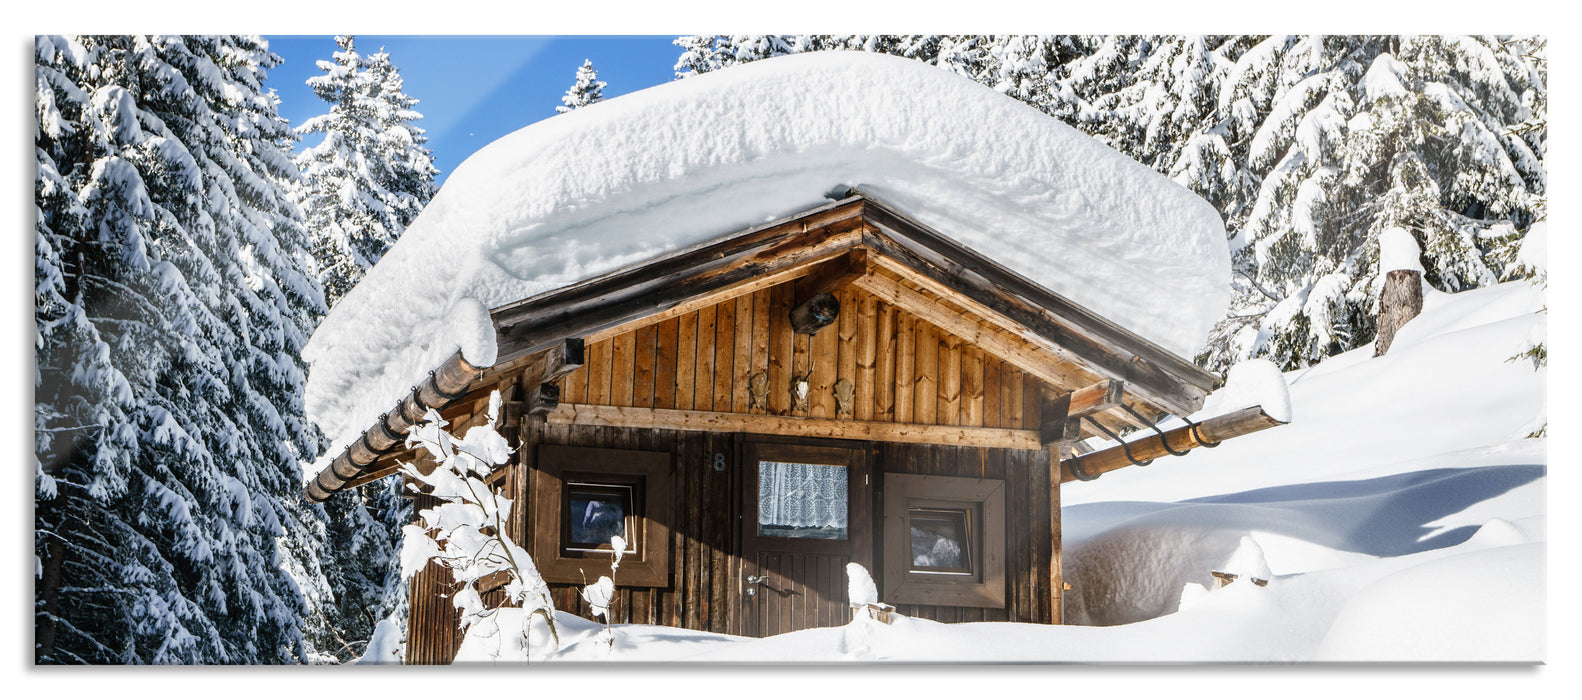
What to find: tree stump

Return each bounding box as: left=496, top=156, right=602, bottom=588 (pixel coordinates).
left=1374, top=269, right=1423, bottom=356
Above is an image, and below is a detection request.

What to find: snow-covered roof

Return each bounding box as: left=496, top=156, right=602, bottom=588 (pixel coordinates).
left=303, top=51, right=1231, bottom=458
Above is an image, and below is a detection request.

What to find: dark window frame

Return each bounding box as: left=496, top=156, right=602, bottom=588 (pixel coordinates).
left=532, top=444, right=671, bottom=588
left=881, top=473, right=1006, bottom=608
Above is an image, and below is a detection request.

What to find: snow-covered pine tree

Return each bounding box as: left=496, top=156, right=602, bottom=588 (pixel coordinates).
left=294, top=35, right=437, bottom=308
left=1202, top=35, right=1544, bottom=370
left=666, top=35, right=1543, bottom=373
left=556, top=59, right=607, bottom=113
left=34, top=35, right=326, bottom=664
left=290, top=35, right=432, bottom=661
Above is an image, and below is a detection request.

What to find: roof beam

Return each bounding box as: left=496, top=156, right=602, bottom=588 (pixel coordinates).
left=545, top=403, right=1042, bottom=451
left=1060, top=406, right=1287, bottom=483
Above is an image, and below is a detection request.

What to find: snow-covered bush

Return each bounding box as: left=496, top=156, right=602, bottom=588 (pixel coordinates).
left=398, top=392, right=558, bottom=661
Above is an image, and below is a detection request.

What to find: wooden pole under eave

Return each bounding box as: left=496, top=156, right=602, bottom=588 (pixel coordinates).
left=1048, top=448, right=1063, bottom=625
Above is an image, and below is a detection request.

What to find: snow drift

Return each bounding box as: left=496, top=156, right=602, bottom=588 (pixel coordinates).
left=302, top=50, right=1231, bottom=460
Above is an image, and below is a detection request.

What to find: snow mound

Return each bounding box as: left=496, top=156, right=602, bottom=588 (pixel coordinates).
left=302, top=51, right=1230, bottom=458
left=1378, top=225, right=1424, bottom=273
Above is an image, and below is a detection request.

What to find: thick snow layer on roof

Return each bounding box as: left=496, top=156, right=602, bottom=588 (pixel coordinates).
left=303, top=51, right=1231, bottom=458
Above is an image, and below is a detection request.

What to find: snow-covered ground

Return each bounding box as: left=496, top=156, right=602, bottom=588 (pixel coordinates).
left=452, top=279, right=1548, bottom=665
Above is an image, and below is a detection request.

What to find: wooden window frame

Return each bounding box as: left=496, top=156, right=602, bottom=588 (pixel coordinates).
left=881, top=473, right=1005, bottom=608
left=533, top=444, right=671, bottom=588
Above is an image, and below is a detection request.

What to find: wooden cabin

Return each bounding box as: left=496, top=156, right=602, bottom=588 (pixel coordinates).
left=303, top=190, right=1284, bottom=664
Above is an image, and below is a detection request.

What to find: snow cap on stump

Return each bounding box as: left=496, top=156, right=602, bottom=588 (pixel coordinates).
left=1379, top=226, right=1424, bottom=274
left=303, top=51, right=1232, bottom=461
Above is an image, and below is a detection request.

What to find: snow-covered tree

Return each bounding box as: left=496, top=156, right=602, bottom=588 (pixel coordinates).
left=34, top=34, right=325, bottom=664
left=671, top=35, right=1545, bottom=373
left=399, top=393, right=559, bottom=662
left=556, top=59, right=606, bottom=113
left=294, top=35, right=437, bottom=308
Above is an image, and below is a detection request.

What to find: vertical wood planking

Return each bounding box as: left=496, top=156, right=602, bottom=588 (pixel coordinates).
left=733, top=294, right=754, bottom=414
left=1006, top=366, right=1024, bottom=430
left=914, top=322, right=937, bottom=424
left=874, top=301, right=895, bottom=422
left=940, top=335, right=961, bottom=427
left=751, top=289, right=771, bottom=414
left=612, top=329, right=635, bottom=407
left=836, top=288, right=858, bottom=418
left=983, top=357, right=1002, bottom=429
left=791, top=333, right=811, bottom=417
left=676, top=313, right=697, bottom=411
left=855, top=294, right=877, bottom=421
left=809, top=310, right=838, bottom=419
left=587, top=338, right=612, bottom=406
left=713, top=299, right=735, bottom=414
left=694, top=305, right=716, bottom=412
left=961, top=345, right=984, bottom=427
left=768, top=283, right=793, bottom=416
left=561, top=365, right=586, bottom=405
left=895, top=312, right=915, bottom=423
left=632, top=324, right=657, bottom=408
left=654, top=317, right=678, bottom=410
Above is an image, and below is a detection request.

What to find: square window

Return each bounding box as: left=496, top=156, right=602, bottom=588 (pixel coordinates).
left=908, top=507, right=973, bottom=574
left=882, top=473, right=1005, bottom=608
left=532, top=445, right=671, bottom=588
left=565, top=483, right=637, bottom=552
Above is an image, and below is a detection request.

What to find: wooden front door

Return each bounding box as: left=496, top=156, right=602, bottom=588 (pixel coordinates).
left=738, top=437, right=872, bottom=637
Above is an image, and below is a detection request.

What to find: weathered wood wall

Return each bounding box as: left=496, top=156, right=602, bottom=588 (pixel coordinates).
left=406, top=278, right=1065, bottom=662
left=557, top=281, right=1045, bottom=430
left=875, top=443, right=1055, bottom=624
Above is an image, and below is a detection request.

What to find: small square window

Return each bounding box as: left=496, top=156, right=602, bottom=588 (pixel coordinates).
left=565, top=483, right=638, bottom=552
left=908, top=507, right=973, bottom=575
left=533, top=445, right=671, bottom=588
left=882, top=473, right=1005, bottom=608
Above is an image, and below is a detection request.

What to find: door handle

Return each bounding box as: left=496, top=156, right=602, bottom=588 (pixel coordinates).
left=746, top=574, right=770, bottom=597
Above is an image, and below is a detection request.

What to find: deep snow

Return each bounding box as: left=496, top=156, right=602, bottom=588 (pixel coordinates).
left=447, top=279, right=1546, bottom=664
left=301, top=51, right=1231, bottom=469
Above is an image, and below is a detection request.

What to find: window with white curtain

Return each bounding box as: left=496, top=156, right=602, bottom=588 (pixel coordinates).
left=757, top=461, right=848, bottom=540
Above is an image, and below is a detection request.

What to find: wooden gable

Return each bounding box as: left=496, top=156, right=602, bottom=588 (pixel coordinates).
left=306, top=192, right=1232, bottom=502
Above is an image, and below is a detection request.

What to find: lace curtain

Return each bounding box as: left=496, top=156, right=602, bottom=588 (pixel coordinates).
left=758, top=461, right=847, bottom=529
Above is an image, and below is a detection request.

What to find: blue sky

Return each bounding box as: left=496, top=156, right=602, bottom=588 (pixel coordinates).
left=263, top=35, right=682, bottom=185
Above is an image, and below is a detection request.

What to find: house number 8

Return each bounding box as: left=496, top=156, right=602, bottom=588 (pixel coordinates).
left=713, top=453, right=726, bottom=472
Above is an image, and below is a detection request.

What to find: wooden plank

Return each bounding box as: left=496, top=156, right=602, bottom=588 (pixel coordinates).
left=940, top=334, right=961, bottom=427
left=676, top=312, right=697, bottom=411
left=654, top=316, right=678, bottom=410
left=695, top=304, right=716, bottom=412
left=734, top=293, right=754, bottom=414
left=545, top=403, right=1043, bottom=450
left=713, top=299, right=735, bottom=415
left=871, top=299, right=891, bottom=422
left=962, top=345, right=984, bottom=427
left=751, top=288, right=771, bottom=414
left=633, top=323, right=657, bottom=409
left=895, top=312, right=915, bottom=424
left=914, top=321, right=937, bottom=425
left=587, top=337, right=612, bottom=405
left=854, top=293, right=877, bottom=421
left=612, top=329, right=635, bottom=407
left=853, top=273, right=1097, bottom=396
left=808, top=309, right=838, bottom=419
left=1062, top=406, right=1289, bottom=483
left=983, top=356, right=1001, bottom=429
left=836, top=288, right=859, bottom=418
left=768, top=282, right=793, bottom=416
left=1006, top=366, right=1025, bottom=430
left=1049, top=449, right=1063, bottom=625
